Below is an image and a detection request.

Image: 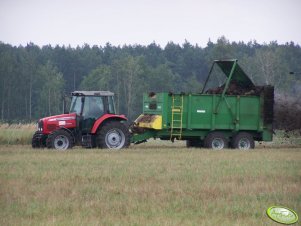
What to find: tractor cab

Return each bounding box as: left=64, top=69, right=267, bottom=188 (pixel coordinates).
left=69, top=91, right=115, bottom=133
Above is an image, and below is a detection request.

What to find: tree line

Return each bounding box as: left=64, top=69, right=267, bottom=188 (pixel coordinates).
left=0, top=36, right=300, bottom=122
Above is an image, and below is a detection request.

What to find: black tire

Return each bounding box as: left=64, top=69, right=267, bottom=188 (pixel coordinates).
left=204, top=132, right=228, bottom=150
left=97, top=121, right=130, bottom=149
left=231, top=132, right=254, bottom=150
left=32, top=131, right=46, bottom=148
left=186, top=139, right=202, bottom=148
left=46, top=129, right=73, bottom=151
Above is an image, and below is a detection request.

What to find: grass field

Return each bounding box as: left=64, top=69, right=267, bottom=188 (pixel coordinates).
left=0, top=123, right=36, bottom=145
left=0, top=143, right=300, bottom=226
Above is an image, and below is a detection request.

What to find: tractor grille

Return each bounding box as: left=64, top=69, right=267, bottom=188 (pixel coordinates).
left=38, top=120, right=43, bottom=131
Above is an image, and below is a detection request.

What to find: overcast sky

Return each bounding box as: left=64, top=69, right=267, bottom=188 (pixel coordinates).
left=1, top=0, right=300, bottom=47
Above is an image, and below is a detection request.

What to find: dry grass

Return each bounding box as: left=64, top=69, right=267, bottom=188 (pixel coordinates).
left=0, top=123, right=300, bottom=147
left=0, top=123, right=36, bottom=145
left=0, top=144, right=300, bottom=226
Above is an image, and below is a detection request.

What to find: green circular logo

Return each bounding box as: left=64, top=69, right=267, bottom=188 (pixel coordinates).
left=267, top=206, right=299, bottom=225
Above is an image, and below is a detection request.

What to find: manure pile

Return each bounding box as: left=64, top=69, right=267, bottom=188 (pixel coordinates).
left=274, top=94, right=301, bottom=134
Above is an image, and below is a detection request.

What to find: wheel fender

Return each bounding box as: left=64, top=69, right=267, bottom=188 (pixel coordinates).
left=91, top=114, right=128, bottom=134
left=54, top=127, right=75, bottom=143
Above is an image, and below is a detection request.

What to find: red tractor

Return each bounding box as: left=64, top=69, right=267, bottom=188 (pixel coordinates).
left=32, top=91, right=130, bottom=150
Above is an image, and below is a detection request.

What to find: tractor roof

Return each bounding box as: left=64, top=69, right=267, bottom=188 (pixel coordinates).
left=71, top=91, right=114, bottom=96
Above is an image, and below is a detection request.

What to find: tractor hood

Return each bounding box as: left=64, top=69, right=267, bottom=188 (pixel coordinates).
left=39, top=113, right=77, bottom=134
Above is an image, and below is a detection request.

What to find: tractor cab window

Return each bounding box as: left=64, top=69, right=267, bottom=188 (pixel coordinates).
left=108, top=96, right=116, bottom=114
left=69, top=96, right=82, bottom=115
left=82, top=96, right=104, bottom=119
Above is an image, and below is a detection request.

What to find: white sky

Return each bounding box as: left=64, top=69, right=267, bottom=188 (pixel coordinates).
left=0, top=0, right=300, bottom=47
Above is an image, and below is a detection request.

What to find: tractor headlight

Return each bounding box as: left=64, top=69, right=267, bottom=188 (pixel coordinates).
left=38, top=120, right=43, bottom=132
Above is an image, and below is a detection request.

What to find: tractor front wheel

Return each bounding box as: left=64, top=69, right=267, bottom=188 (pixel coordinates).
left=97, top=121, right=130, bottom=149
left=46, top=129, right=73, bottom=151
left=32, top=131, right=47, bottom=148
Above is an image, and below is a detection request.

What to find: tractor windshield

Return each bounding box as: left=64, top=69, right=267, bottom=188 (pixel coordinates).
left=70, top=96, right=82, bottom=115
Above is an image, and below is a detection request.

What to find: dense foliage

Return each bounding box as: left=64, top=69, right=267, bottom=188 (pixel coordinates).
left=0, top=37, right=301, bottom=121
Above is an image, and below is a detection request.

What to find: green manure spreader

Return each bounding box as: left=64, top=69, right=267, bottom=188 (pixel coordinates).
left=131, top=59, right=274, bottom=150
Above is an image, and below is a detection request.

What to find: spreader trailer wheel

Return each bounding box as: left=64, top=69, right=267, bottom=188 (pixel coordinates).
left=231, top=132, right=255, bottom=150
left=204, top=132, right=228, bottom=150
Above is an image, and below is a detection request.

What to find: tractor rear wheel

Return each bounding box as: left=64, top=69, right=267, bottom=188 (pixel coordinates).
left=46, top=129, right=73, bottom=151
left=97, top=121, right=130, bottom=149
left=231, top=132, right=254, bottom=150
left=204, top=132, right=228, bottom=150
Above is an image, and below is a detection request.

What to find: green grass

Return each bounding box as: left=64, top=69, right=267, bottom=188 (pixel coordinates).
left=0, top=145, right=300, bottom=226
